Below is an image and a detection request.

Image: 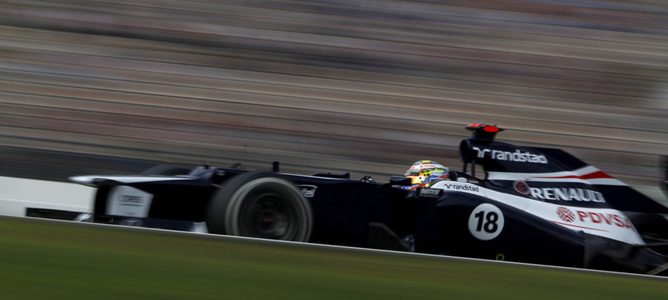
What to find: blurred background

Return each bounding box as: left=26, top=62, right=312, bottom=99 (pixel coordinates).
left=0, top=0, right=667, bottom=201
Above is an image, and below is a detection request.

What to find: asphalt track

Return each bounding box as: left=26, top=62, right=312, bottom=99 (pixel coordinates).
left=1, top=216, right=666, bottom=299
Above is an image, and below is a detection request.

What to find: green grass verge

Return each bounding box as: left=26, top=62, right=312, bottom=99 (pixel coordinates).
left=0, top=217, right=666, bottom=299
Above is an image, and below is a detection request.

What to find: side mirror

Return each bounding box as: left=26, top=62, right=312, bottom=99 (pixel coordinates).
left=211, top=169, right=227, bottom=184
left=389, top=176, right=412, bottom=186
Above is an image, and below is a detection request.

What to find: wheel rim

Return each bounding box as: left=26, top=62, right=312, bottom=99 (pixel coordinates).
left=238, top=192, right=298, bottom=240
left=218, top=176, right=313, bottom=242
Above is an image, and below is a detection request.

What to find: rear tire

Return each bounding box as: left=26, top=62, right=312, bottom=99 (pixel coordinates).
left=206, top=172, right=313, bottom=242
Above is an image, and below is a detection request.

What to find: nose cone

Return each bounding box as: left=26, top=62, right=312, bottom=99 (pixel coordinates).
left=69, top=175, right=97, bottom=186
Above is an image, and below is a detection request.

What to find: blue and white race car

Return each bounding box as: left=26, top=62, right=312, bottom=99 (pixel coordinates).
left=61, top=123, right=668, bottom=275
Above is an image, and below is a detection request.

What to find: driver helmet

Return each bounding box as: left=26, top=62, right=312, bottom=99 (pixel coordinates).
left=404, top=160, right=449, bottom=189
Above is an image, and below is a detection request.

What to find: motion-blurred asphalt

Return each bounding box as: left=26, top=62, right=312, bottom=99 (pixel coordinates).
left=0, top=1, right=667, bottom=199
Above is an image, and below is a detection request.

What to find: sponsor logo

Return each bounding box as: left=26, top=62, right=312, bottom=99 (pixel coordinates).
left=556, top=207, right=575, bottom=223
left=529, top=187, right=605, bottom=203
left=556, top=207, right=633, bottom=229
left=473, top=147, right=548, bottom=164
left=120, top=195, right=145, bottom=207
left=440, top=183, right=480, bottom=193
left=419, top=188, right=441, bottom=197
left=576, top=210, right=633, bottom=228
left=513, top=181, right=530, bottom=195
left=107, top=186, right=153, bottom=218
left=297, top=185, right=317, bottom=198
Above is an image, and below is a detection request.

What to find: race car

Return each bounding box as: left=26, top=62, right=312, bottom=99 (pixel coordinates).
left=63, top=123, right=668, bottom=275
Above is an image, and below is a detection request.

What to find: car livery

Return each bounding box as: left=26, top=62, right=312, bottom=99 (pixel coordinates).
left=59, top=123, right=668, bottom=275
left=428, top=180, right=643, bottom=245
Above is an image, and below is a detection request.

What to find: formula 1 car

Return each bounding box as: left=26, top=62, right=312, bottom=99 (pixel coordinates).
left=63, top=124, right=668, bottom=275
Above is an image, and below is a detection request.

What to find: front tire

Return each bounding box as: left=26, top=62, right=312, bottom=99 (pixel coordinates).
left=206, top=172, right=313, bottom=242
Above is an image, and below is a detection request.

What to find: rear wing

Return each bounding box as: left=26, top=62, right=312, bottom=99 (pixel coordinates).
left=458, top=124, right=668, bottom=214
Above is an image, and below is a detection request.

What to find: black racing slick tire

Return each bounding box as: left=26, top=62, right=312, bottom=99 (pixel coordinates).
left=141, top=164, right=191, bottom=176
left=206, top=172, right=313, bottom=242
